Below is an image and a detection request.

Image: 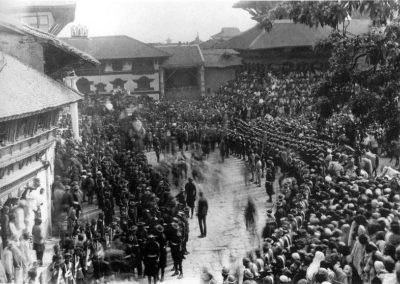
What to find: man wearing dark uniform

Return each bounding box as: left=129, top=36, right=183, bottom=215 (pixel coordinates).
left=265, top=168, right=275, bottom=203
left=184, top=177, right=196, bottom=218
left=144, top=234, right=160, bottom=284
left=177, top=211, right=189, bottom=255
left=154, top=224, right=167, bottom=282
left=136, top=222, right=148, bottom=277
left=169, top=222, right=183, bottom=279
left=197, top=191, right=208, bottom=238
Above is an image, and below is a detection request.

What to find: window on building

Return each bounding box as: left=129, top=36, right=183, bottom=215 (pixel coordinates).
left=39, top=15, right=49, bottom=25
left=131, top=60, right=155, bottom=74
left=95, top=83, right=107, bottom=93
left=20, top=14, right=49, bottom=30
left=16, top=118, right=28, bottom=140
left=112, top=61, right=123, bottom=72
left=25, top=116, right=37, bottom=136
left=37, top=112, right=51, bottom=130
left=0, top=121, right=9, bottom=146
left=110, top=78, right=127, bottom=89
left=76, top=77, right=93, bottom=94
left=21, top=16, right=38, bottom=26
left=133, top=76, right=154, bottom=91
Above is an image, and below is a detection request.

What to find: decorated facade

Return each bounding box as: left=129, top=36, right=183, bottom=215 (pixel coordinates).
left=0, top=17, right=98, bottom=239
left=62, top=27, right=170, bottom=100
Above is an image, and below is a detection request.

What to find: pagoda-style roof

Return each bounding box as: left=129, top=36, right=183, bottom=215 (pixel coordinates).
left=216, top=19, right=371, bottom=50
left=0, top=53, right=82, bottom=122
left=61, top=35, right=170, bottom=60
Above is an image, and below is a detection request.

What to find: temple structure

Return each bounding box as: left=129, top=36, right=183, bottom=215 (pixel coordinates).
left=215, top=19, right=371, bottom=72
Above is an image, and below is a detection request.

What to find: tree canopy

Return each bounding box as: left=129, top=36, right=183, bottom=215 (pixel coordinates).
left=314, top=21, right=400, bottom=140
left=234, top=1, right=400, bottom=33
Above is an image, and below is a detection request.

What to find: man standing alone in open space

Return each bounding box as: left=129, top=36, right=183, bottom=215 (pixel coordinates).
left=197, top=191, right=208, bottom=238
left=185, top=177, right=197, bottom=219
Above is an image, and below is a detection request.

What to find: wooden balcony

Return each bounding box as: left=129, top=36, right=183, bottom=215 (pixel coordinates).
left=0, top=128, right=57, bottom=168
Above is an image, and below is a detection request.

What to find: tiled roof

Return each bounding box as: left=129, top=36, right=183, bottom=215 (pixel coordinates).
left=157, top=45, right=204, bottom=68
left=0, top=53, right=82, bottom=121
left=61, top=35, right=170, bottom=60
left=202, top=49, right=242, bottom=68
left=0, top=16, right=99, bottom=66
left=216, top=20, right=370, bottom=50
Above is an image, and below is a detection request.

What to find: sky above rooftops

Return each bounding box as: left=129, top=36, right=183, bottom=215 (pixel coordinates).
left=55, top=0, right=255, bottom=43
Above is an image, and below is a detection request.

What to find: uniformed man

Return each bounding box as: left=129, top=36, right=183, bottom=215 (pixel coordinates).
left=137, top=222, right=148, bottom=277
left=184, top=177, right=196, bottom=218
left=177, top=211, right=189, bottom=255
left=143, top=234, right=160, bottom=284
left=154, top=224, right=167, bottom=282
left=169, top=222, right=183, bottom=279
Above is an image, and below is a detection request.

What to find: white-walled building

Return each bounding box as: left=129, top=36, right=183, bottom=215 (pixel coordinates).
left=62, top=28, right=170, bottom=100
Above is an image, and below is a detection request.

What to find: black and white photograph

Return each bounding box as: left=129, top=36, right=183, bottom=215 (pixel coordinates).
left=1, top=0, right=400, bottom=283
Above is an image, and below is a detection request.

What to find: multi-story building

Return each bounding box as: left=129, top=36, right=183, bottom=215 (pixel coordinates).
left=0, top=16, right=98, bottom=238
left=216, top=19, right=371, bottom=72
left=3, top=0, right=76, bottom=35
left=62, top=27, right=170, bottom=100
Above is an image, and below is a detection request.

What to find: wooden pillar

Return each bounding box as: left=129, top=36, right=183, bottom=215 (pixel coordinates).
left=69, top=102, right=80, bottom=141
left=160, top=68, right=165, bottom=100
left=199, top=65, right=205, bottom=97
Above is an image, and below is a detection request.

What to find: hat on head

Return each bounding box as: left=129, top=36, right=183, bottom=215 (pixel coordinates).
left=291, top=252, right=300, bottom=261
left=264, top=238, right=274, bottom=244
left=279, top=275, right=291, bottom=283
left=155, top=224, right=164, bottom=233
left=171, top=222, right=179, bottom=230
left=225, top=275, right=236, bottom=284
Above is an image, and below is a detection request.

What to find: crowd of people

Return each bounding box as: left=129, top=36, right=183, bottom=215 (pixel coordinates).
left=47, top=69, right=400, bottom=284
left=48, top=105, right=203, bottom=283
left=198, top=70, right=400, bottom=284
left=2, top=65, right=400, bottom=284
